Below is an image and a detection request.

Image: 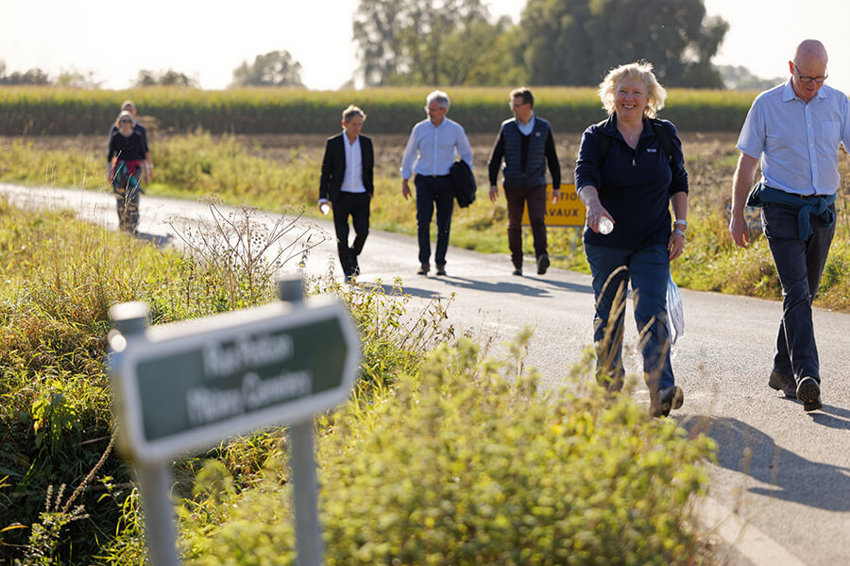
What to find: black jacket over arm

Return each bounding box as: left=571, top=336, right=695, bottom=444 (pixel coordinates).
left=319, top=133, right=374, bottom=202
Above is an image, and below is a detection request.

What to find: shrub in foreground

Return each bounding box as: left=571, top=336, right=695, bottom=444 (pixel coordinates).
left=1, top=195, right=465, bottom=563
left=182, top=340, right=716, bottom=566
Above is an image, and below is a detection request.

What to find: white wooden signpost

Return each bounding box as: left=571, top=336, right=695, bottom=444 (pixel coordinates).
left=107, top=275, right=360, bottom=565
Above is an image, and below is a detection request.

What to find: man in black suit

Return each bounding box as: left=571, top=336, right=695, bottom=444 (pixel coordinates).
left=319, top=105, right=374, bottom=280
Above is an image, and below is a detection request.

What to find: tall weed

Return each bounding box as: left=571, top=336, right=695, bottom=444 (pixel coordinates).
left=0, top=198, right=321, bottom=564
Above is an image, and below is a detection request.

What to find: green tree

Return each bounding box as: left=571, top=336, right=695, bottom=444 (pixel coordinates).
left=516, top=0, right=728, bottom=87
left=133, top=69, right=199, bottom=88
left=230, top=50, right=304, bottom=87
left=0, top=61, right=51, bottom=85
left=353, top=0, right=518, bottom=86
left=55, top=68, right=101, bottom=89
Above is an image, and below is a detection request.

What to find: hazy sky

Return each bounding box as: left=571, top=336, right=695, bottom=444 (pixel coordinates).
left=1, top=0, right=848, bottom=93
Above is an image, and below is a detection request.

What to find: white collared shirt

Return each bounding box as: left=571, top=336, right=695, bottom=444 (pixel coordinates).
left=737, top=80, right=850, bottom=195
left=341, top=133, right=366, bottom=193
left=400, top=117, right=473, bottom=178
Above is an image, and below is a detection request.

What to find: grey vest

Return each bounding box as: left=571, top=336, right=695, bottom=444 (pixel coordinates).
left=502, top=117, right=550, bottom=188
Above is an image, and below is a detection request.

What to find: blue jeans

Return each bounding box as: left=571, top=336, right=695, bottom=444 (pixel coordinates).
left=762, top=201, right=835, bottom=384
left=585, top=242, right=674, bottom=392
left=415, top=175, right=454, bottom=266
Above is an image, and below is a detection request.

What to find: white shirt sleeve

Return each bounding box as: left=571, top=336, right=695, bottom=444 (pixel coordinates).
left=400, top=124, right=420, bottom=179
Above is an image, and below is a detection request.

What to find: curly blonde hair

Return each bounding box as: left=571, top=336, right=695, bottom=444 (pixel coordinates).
left=598, top=61, right=667, bottom=118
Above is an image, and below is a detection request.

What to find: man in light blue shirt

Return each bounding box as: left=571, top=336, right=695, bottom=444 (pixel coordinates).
left=729, top=39, right=850, bottom=411
left=401, top=90, right=473, bottom=276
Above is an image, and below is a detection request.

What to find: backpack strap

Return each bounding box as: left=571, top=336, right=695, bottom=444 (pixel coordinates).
left=649, top=118, right=674, bottom=162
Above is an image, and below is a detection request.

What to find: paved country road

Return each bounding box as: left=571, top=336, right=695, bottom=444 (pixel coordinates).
left=3, top=183, right=850, bottom=565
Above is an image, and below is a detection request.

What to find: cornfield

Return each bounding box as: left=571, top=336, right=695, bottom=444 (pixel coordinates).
left=0, top=85, right=758, bottom=136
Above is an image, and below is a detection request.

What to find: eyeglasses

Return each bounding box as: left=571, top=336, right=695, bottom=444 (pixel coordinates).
left=119, top=119, right=133, bottom=124
left=793, top=63, right=828, bottom=85
left=510, top=102, right=528, bottom=109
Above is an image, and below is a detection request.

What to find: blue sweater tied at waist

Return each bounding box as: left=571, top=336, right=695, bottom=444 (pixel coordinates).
left=746, top=182, right=836, bottom=240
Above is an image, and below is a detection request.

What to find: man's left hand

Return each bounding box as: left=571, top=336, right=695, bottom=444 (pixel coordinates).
left=551, top=189, right=561, bottom=205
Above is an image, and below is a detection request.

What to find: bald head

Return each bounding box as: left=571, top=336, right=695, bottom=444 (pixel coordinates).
left=794, top=39, right=828, bottom=66
left=789, top=39, right=828, bottom=102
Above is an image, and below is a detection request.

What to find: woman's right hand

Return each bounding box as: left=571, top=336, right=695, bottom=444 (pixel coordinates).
left=585, top=201, right=614, bottom=234
left=577, top=185, right=614, bottom=234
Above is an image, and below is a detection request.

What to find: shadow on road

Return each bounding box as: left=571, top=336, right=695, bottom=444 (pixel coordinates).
left=811, top=404, right=850, bottom=429
left=438, top=275, right=551, bottom=297
left=527, top=276, right=595, bottom=296
left=371, top=283, right=447, bottom=300
left=362, top=271, right=596, bottom=303
left=681, top=416, right=850, bottom=512
left=370, top=278, right=550, bottom=298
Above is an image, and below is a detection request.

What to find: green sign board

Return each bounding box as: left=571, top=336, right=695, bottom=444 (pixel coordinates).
left=109, top=299, right=360, bottom=463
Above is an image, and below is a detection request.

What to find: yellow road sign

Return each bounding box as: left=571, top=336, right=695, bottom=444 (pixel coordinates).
left=521, top=184, right=585, bottom=227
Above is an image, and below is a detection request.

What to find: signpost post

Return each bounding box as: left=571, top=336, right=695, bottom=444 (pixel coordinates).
left=107, top=275, right=360, bottom=565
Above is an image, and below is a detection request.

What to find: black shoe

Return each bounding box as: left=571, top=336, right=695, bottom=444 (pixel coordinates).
left=436, top=264, right=447, bottom=276
left=768, top=370, right=797, bottom=398
left=349, top=249, right=360, bottom=275
left=650, top=386, right=684, bottom=418
left=796, top=377, right=822, bottom=412
left=417, top=263, right=429, bottom=275
left=537, top=253, right=550, bottom=275
left=512, top=266, right=523, bottom=276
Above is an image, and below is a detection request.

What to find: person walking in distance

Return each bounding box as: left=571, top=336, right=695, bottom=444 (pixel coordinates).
left=488, top=87, right=562, bottom=276
left=729, top=39, right=850, bottom=412
left=318, top=105, right=374, bottom=281
left=107, top=111, right=147, bottom=233
left=401, top=90, right=473, bottom=276
left=574, top=61, right=689, bottom=418
left=109, top=100, right=153, bottom=183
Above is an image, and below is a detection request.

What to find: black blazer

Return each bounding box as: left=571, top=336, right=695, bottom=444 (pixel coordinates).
left=319, top=133, right=374, bottom=202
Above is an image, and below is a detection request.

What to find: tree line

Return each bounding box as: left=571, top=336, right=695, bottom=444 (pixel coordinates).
left=352, top=0, right=730, bottom=88
left=2, top=0, right=773, bottom=91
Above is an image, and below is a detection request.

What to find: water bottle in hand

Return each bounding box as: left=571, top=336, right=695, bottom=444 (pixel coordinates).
left=598, top=216, right=614, bottom=234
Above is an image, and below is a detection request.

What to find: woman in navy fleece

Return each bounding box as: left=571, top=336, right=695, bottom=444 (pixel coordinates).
left=574, top=61, right=689, bottom=417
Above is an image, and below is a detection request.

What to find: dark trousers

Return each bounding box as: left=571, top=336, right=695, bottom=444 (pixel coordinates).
left=332, top=192, right=370, bottom=276
left=414, top=175, right=454, bottom=266
left=762, top=202, right=835, bottom=383
left=111, top=164, right=142, bottom=233
left=585, top=242, right=674, bottom=393
left=505, top=184, right=547, bottom=267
